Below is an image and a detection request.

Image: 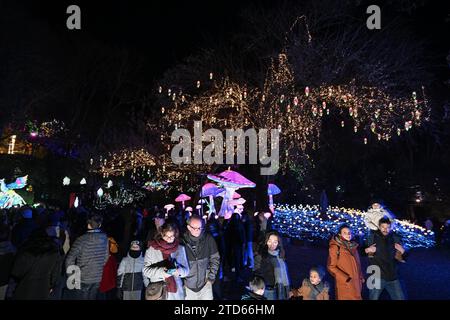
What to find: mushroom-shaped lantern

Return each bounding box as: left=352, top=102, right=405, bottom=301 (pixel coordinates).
left=267, top=184, right=281, bottom=213
left=175, top=193, right=191, bottom=209
left=201, top=183, right=223, bottom=215
left=164, top=204, right=175, bottom=214
left=185, top=206, right=193, bottom=217
left=207, top=169, right=255, bottom=218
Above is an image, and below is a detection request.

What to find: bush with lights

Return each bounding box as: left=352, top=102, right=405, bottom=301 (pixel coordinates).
left=273, top=204, right=435, bottom=249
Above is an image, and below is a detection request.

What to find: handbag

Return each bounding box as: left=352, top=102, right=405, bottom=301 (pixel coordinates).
left=145, top=281, right=168, bottom=300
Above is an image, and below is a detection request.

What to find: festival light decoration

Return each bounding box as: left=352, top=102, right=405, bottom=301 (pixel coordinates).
left=63, top=177, right=71, bottom=186
left=155, top=51, right=429, bottom=178
left=0, top=176, right=28, bottom=209
left=94, top=148, right=157, bottom=178
left=272, top=204, right=435, bottom=249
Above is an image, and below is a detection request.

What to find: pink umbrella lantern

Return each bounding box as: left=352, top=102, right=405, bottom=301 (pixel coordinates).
left=267, top=184, right=281, bottom=213
left=201, top=183, right=223, bottom=215
left=175, top=193, right=191, bottom=209
left=207, top=168, right=255, bottom=218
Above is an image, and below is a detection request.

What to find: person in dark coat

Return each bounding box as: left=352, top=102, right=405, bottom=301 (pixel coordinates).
left=241, top=211, right=255, bottom=269
left=0, top=224, right=16, bottom=299
left=182, top=215, right=220, bottom=300
left=11, top=208, right=38, bottom=249
left=206, top=214, right=225, bottom=299
left=224, top=212, right=246, bottom=282
left=253, top=230, right=290, bottom=300
left=365, top=217, right=406, bottom=300
left=10, top=228, right=62, bottom=300
left=65, top=213, right=109, bottom=300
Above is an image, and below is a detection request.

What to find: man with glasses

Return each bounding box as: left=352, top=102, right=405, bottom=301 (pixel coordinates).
left=182, top=215, right=220, bottom=300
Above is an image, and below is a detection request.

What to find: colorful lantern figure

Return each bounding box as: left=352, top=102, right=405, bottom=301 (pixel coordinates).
left=201, top=183, right=224, bottom=216
left=207, top=168, right=256, bottom=218
left=0, top=175, right=28, bottom=209
left=267, top=183, right=281, bottom=213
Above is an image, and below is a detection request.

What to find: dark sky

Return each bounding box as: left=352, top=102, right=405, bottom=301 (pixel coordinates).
left=9, top=0, right=448, bottom=81
left=11, top=0, right=272, bottom=78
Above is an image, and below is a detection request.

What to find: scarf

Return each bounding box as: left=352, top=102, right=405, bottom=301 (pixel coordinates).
left=304, top=279, right=326, bottom=300
left=268, top=249, right=290, bottom=287
left=335, top=235, right=358, bottom=252
left=149, top=239, right=179, bottom=293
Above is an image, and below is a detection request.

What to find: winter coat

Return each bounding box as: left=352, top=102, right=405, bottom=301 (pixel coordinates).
left=253, top=250, right=290, bottom=299
left=241, top=290, right=267, bottom=300
left=181, top=232, right=220, bottom=292
left=224, top=213, right=246, bottom=245
left=117, top=254, right=148, bottom=292
left=327, top=236, right=364, bottom=300
left=0, top=241, right=16, bottom=286
left=290, top=279, right=330, bottom=300
left=11, top=219, right=38, bottom=249
left=143, top=244, right=189, bottom=300
left=367, top=230, right=401, bottom=281
left=11, top=236, right=62, bottom=299
left=65, top=229, right=109, bottom=284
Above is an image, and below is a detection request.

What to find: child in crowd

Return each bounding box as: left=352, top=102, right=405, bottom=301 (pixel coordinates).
left=289, top=266, right=329, bottom=300
left=241, top=276, right=267, bottom=300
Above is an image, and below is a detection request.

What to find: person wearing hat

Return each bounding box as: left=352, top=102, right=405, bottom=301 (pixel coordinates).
left=117, top=240, right=148, bottom=300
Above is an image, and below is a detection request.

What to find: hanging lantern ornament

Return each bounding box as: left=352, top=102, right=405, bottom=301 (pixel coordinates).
left=97, top=188, right=104, bottom=198
left=196, top=80, right=201, bottom=88
left=80, top=178, right=87, bottom=185
left=364, top=138, right=368, bottom=144
left=341, top=121, right=345, bottom=128
left=293, top=96, right=299, bottom=106
left=305, top=86, right=310, bottom=97
left=107, top=180, right=113, bottom=189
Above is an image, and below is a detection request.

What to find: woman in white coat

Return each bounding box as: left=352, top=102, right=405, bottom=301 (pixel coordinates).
left=143, top=222, right=189, bottom=300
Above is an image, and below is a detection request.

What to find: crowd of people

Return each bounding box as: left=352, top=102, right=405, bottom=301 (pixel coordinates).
left=0, top=200, right=437, bottom=301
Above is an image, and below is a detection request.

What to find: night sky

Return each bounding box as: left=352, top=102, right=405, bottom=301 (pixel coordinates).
left=6, top=0, right=448, bottom=81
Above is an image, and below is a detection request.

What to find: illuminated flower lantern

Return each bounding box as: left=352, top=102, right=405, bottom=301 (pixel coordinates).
left=175, top=193, right=191, bottom=210
left=267, top=184, right=281, bottom=213
left=207, top=168, right=255, bottom=219
left=201, top=183, right=223, bottom=215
